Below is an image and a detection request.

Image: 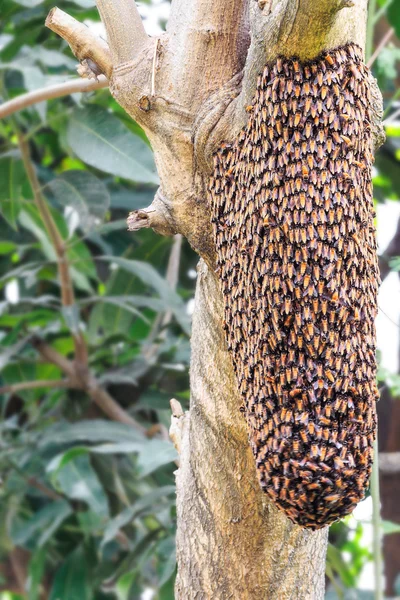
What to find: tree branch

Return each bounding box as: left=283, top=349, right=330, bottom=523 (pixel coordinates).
left=164, top=0, right=250, bottom=113
left=86, top=374, right=146, bottom=433
left=127, top=188, right=177, bottom=236
left=18, top=133, right=88, bottom=366
left=367, top=27, right=394, bottom=68
left=32, top=337, right=146, bottom=434
left=0, top=76, right=108, bottom=120
left=46, top=7, right=113, bottom=78
left=0, top=379, right=72, bottom=395
left=96, top=0, right=148, bottom=66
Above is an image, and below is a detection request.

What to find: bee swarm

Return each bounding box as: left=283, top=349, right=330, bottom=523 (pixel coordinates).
left=208, top=44, right=380, bottom=529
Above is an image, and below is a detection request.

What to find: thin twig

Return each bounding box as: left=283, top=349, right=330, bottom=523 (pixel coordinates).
left=17, top=133, right=88, bottom=366
left=367, top=27, right=394, bottom=68
left=0, top=76, right=108, bottom=120
left=86, top=375, right=147, bottom=433
left=5, top=456, right=62, bottom=501
left=383, top=105, right=400, bottom=126
left=31, top=337, right=77, bottom=379
left=32, top=338, right=146, bottom=434
left=0, top=379, right=72, bottom=395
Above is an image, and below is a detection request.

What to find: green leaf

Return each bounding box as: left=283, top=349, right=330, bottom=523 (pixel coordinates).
left=49, top=546, right=92, bottom=600
left=387, top=0, right=400, bottom=38
left=157, top=537, right=176, bottom=587
left=11, top=500, right=72, bottom=547
left=137, top=439, right=178, bottom=478
left=50, top=454, right=109, bottom=519
left=67, top=106, right=158, bottom=184
left=382, top=519, right=400, bottom=535
left=13, top=0, right=44, bottom=6
left=101, top=256, right=191, bottom=334
left=68, top=0, right=95, bottom=6
left=101, top=486, right=175, bottom=548
left=28, top=548, right=47, bottom=600
left=39, top=420, right=145, bottom=448
left=19, top=203, right=97, bottom=290
left=326, top=543, right=354, bottom=588
left=46, top=170, right=110, bottom=233
left=0, top=241, right=17, bottom=255
left=0, top=156, right=26, bottom=229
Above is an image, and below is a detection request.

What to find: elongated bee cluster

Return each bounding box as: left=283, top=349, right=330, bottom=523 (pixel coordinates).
left=208, top=44, right=380, bottom=529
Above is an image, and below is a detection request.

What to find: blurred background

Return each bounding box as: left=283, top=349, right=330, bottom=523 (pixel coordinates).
left=0, top=1, right=399, bottom=599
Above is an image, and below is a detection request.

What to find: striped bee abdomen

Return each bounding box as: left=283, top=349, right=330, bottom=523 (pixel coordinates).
left=208, top=44, right=380, bottom=529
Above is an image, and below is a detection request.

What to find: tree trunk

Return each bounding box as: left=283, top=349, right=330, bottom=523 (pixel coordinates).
left=46, top=1, right=384, bottom=597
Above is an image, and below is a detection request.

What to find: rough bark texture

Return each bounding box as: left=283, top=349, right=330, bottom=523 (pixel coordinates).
left=47, top=0, right=384, bottom=597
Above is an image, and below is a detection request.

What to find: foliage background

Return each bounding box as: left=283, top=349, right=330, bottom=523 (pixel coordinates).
left=0, top=1, right=399, bottom=599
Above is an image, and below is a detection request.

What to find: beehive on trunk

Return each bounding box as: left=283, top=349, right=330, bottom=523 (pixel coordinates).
left=208, top=43, right=380, bottom=529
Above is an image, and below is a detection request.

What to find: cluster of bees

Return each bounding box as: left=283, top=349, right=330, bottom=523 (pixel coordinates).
left=208, top=44, right=380, bottom=529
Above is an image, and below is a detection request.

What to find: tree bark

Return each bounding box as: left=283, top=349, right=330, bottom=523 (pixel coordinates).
left=46, top=0, right=383, bottom=597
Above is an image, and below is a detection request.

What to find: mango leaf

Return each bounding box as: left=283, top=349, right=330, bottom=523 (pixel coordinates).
left=101, top=486, right=175, bottom=548
left=46, top=170, right=110, bottom=233
left=157, top=537, right=176, bottom=587
left=11, top=500, right=72, bottom=547
left=101, top=256, right=191, bottom=334
left=382, top=519, right=400, bottom=535
left=49, top=454, right=109, bottom=518
left=0, top=241, right=16, bottom=254
left=0, top=156, right=26, bottom=229
left=136, top=439, right=178, bottom=478
left=28, top=547, right=47, bottom=600
left=326, top=543, right=354, bottom=588
left=387, top=0, right=400, bottom=38
left=38, top=419, right=145, bottom=448
left=49, top=546, right=92, bottom=600
left=53, top=438, right=177, bottom=477
left=69, top=0, right=95, bottom=6
left=19, top=203, right=97, bottom=291
left=67, top=105, right=158, bottom=184
left=14, top=0, right=44, bottom=5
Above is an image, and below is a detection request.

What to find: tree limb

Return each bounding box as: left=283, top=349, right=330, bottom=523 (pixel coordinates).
left=0, top=76, right=108, bottom=120
left=367, top=27, right=394, bottom=68
left=18, top=133, right=88, bottom=366
left=96, top=0, right=148, bottom=67
left=32, top=338, right=146, bottom=433
left=46, top=7, right=113, bottom=78
left=127, top=188, right=177, bottom=237
left=164, top=0, right=250, bottom=113
left=0, top=379, right=72, bottom=395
